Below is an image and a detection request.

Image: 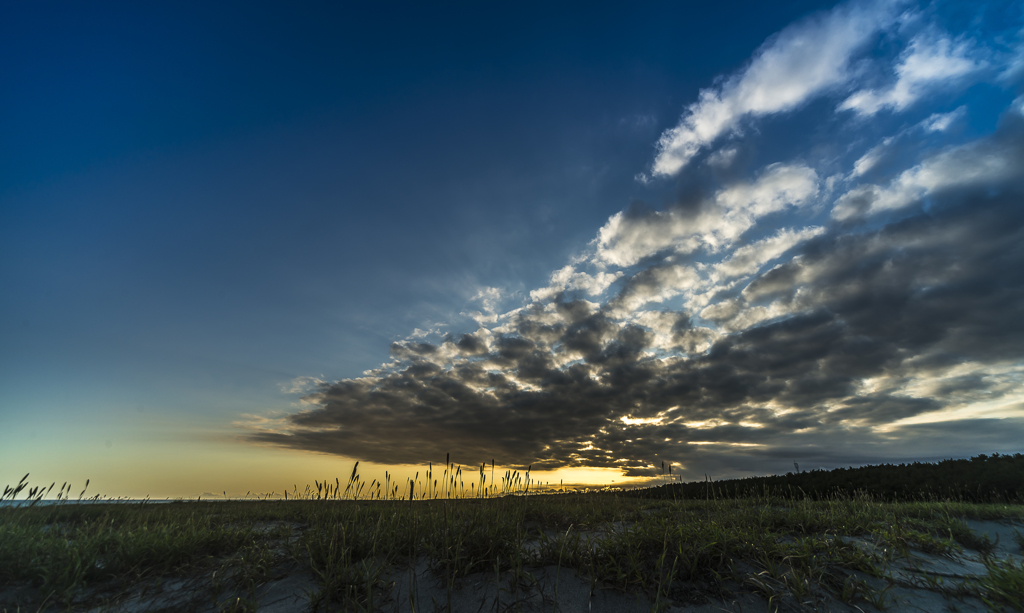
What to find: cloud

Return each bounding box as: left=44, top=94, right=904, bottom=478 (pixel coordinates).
left=595, top=163, right=818, bottom=267
left=462, top=286, right=508, bottom=324
left=1000, top=33, right=1024, bottom=83
left=251, top=115, right=1024, bottom=478
left=921, top=106, right=966, bottom=132
left=473, top=287, right=504, bottom=314
left=839, top=31, right=987, bottom=116
left=833, top=129, right=1022, bottom=220
left=706, top=147, right=740, bottom=170
left=408, top=326, right=446, bottom=339
left=850, top=138, right=894, bottom=178
left=712, top=227, right=826, bottom=279
left=529, top=266, right=624, bottom=302
left=848, top=106, right=966, bottom=179
left=606, top=263, right=702, bottom=315
left=652, top=0, right=898, bottom=176
left=247, top=4, right=1024, bottom=481
left=279, top=376, right=326, bottom=395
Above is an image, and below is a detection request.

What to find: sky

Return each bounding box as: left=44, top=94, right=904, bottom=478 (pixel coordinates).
left=3, top=0, right=1024, bottom=499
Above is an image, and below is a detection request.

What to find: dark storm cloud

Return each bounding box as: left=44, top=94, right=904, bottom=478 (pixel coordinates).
left=452, top=333, right=488, bottom=355
left=559, top=312, right=616, bottom=360
left=390, top=341, right=438, bottom=360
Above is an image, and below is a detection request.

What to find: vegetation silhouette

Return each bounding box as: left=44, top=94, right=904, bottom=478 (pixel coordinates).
left=633, top=453, right=1024, bottom=503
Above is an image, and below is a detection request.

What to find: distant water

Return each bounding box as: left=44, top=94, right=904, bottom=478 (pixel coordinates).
left=0, top=499, right=184, bottom=507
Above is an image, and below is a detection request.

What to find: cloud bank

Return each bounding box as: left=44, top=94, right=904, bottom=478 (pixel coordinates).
left=245, top=0, right=1024, bottom=480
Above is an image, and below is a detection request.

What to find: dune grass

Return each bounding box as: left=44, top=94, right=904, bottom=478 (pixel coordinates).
left=2, top=467, right=1024, bottom=612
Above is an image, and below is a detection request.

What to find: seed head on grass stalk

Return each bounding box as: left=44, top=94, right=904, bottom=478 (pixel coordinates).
left=344, top=462, right=360, bottom=499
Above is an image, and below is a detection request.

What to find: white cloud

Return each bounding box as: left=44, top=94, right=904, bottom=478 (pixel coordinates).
left=839, top=33, right=985, bottom=116
left=610, top=264, right=702, bottom=314
left=594, top=208, right=702, bottom=269
left=698, top=298, right=742, bottom=324
left=833, top=137, right=1017, bottom=220
left=472, top=286, right=503, bottom=314
left=921, top=106, right=966, bottom=132
left=851, top=138, right=893, bottom=178
left=530, top=266, right=624, bottom=302
left=706, top=147, right=739, bottom=170
left=652, top=0, right=895, bottom=176
left=713, top=226, right=826, bottom=279
left=714, top=163, right=819, bottom=220
left=408, top=326, right=446, bottom=339
left=849, top=105, right=965, bottom=179
left=698, top=297, right=792, bottom=332
left=631, top=310, right=719, bottom=354
left=279, top=376, right=326, bottom=395
left=462, top=287, right=508, bottom=325
left=596, top=163, right=818, bottom=267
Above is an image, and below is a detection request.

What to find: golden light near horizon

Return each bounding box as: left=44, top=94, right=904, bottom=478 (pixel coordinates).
left=2, top=432, right=662, bottom=501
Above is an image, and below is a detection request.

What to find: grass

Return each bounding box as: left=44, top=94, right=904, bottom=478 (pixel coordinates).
left=975, top=557, right=1024, bottom=611
left=2, top=467, right=1024, bottom=612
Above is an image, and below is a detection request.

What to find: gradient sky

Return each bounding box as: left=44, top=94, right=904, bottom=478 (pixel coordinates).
left=3, top=0, right=1024, bottom=499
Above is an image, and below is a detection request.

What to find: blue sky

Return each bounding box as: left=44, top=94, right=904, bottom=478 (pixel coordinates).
left=3, top=0, right=1024, bottom=497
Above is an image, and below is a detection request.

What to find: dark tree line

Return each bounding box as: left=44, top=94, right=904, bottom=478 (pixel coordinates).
left=631, top=454, right=1024, bottom=502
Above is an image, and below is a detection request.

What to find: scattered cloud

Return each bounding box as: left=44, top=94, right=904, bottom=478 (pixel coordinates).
left=652, top=0, right=898, bottom=176
left=839, top=32, right=987, bottom=116
left=462, top=286, right=508, bottom=325
left=712, top=226, right=826, bottom=280
left=279, top=376, right=326, bottom=395
left=850, top=138, right=894, bottom=178
left=833, top=129, right=1022, bottom=220
left=706, top=147, right=740, bottom=170
left=1000, top=33, right=1024, bottom=83
left=595, top=163, right=818, bottom=267
left=848, top=105, right=967, bottom=179
left=921, top=105, right=966, bottom=132
left=530, top=266, right=624, bottom=302
left=473, top=287, right=504, bottom=314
